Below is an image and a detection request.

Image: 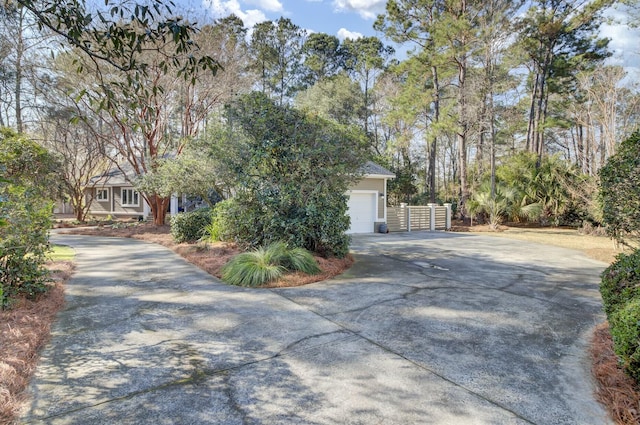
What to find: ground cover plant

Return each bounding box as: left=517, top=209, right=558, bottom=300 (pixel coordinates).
left=221, top=242, right=320, bottom=287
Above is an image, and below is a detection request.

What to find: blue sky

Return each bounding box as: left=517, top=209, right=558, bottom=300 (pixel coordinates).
left=181, top=0, right=386, bottom=41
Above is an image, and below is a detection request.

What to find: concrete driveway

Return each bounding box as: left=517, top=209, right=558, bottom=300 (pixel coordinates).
left=21, top=232, right=610, bottom=424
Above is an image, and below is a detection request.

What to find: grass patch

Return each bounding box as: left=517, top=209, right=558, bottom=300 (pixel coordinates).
left=49, top=245, right=75, bottom=262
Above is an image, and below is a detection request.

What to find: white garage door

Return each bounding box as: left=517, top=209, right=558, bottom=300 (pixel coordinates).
left=347, top=193, right=376, bottom=234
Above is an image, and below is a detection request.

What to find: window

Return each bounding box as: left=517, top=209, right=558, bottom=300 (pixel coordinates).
left=96, top=189, right=109, bottom=201
left=121, top=188, right=139, bottom=207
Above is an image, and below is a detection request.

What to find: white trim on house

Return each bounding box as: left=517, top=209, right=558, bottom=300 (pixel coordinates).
left=364, top=173, right=395, bottom=180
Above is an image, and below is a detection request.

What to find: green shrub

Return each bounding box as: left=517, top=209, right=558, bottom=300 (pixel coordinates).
left=600, top=249, right=640, bottom=316
left=170, top=208, right=212, bottom=243
left=0, top=130, right=58, bottom=309
left=204, top=200, right=235, bottom=242
left=207, top=93, right=366, bottom=258
left=609, top=297, right=640, bottom=381
left=281, top=247, right=321, bottom=275
left=599, top=130, right=640, bottom=245
left=221, top=242, right=320, bottom=287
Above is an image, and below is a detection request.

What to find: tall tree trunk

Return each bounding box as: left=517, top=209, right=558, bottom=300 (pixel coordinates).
left=457, top=50, right=469, bottom=218
left=526, top=72, right=541, bottom=152
left=14, top=11, right=24, bottom=133
left=429, top=64, right=440, bottom=204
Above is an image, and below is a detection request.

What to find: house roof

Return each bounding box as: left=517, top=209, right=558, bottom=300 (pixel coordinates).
left=361, top=161, right=395, bottom=178
left=88, top=160, right=394, bottom=187
left=88, top=166, right=135, bottom=187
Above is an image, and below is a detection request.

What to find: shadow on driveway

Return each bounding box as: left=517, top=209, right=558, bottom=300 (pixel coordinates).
left=21, top=232, right=610, bottom=424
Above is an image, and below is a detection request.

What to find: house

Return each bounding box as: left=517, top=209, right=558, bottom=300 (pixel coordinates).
left=84, top=161, right=396, bottom=234
left=85, top=167, right=148, bottom=219
left=346, top=161, right=395, bottom=234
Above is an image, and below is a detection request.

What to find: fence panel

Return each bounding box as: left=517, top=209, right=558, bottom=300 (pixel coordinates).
left=387, top=207, right=407, bottom=232
left=387, top=204, right=451, bottom=232
left=434, top=206, right=448, bottom=230
left=408, top=206, right=431, bottom=231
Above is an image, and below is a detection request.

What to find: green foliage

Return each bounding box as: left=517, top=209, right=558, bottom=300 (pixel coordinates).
left=221, top=242, right=320, bottom=287
left=207, top=92, right=368, bottom=257
left=600, top=250, right=640, bottom=317
left=204, top=199, right=235, bottom=242
left=17, top=0, right=219, bottom=83
left=600, top=249, right=640, bottom=382
left=170, top=208, right=212, bottom=243
left=0, top=129, right=58, bottom=308
left=609, top=296, right=640, bottom=382
left=492, top=152, right=583, bottom=225
left=136, top=150, right=222, bottom=205
left=599, top=130, right=640, bottom=246
left=467, top=182, right=518, bottom=229
left=280, top=247, right=322, bottom=275
left=295, top=73, right=364, bottom=126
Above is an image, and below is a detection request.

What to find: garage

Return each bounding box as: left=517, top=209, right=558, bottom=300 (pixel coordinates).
left=346, top=192, right=377, bottom=234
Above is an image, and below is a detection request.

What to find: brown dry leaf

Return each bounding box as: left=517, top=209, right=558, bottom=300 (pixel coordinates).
left=0, top=262, right=69, bottom=425
left=591, top=322, right=640, bottom=425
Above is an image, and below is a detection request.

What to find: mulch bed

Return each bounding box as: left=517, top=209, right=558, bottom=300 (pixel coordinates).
left=591, top=323, right=640, bottom=424
left=0, top=261, right=72, bottom=425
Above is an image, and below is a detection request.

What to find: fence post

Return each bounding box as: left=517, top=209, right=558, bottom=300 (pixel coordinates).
left=444, top=203, right=452, bottom=230
left=428, top=203, right=436, bottom=231
left=407, top=207, right=411, bottom=232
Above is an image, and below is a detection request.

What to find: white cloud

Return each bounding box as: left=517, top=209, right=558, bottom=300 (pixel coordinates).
left=245, top=0, right=283, bottom=12
left=202, top=0, right=268, bottom=28
left=600, top=21, right=640, bottom=71
left=332, top=0, right=386, bottom=20
left=337, top=28, right=363, bottom=41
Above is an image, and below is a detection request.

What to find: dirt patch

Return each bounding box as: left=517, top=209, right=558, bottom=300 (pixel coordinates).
left=0, top=261, right=72, bottom=425
left=592, top=323, right=640, bottom=424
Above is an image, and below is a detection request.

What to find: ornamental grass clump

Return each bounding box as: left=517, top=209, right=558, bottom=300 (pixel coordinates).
left=221, top=242, right=320, bottom=287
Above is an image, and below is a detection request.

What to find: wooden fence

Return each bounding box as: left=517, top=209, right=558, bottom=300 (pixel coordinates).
left=387, top=204, right=451, bottom=232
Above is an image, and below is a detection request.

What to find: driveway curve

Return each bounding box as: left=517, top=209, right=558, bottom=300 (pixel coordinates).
left=21, top=232, right=610, bottom=424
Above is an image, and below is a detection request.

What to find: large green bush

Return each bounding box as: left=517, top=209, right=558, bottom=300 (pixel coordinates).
left=599, top=130, right=640, bottom=245
left=0, top=129, right=59, bottom=308
left=598, top=130, right=640, bottom=382
left=206, top=93, right=367, bottom=258
left=204, top=199, right=237, bottom=242
left=609, top=295, right=640, bottom=382
left=170, top=208, right=212, bottom=243
left=600, top=250, right=640, bottom=381
left=600, top=250, right=640, bottom=316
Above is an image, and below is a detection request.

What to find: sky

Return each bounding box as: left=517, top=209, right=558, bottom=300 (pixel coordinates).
left=179, top=0, right=386, bottom=40
left=177, top=0, right=639, bottom=80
